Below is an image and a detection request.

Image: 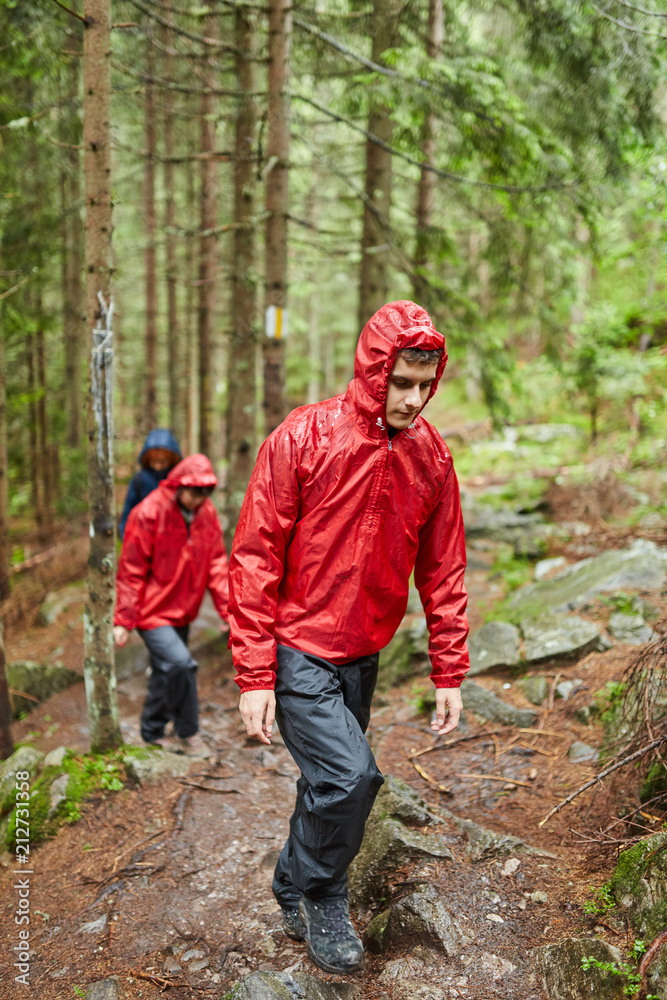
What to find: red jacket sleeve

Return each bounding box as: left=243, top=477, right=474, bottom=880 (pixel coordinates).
left=206, top=518, right=229, bottom=621
left=114, top=504, right=155, bottom=631
left=414, top=462, right=470, bottom=688
left=228, top=429, right=301, bottom=692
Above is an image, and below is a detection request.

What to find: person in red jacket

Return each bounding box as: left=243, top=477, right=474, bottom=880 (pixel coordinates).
left=228, top=300, right=470, bottom=974
left=114, top=454, right=229, bottom=759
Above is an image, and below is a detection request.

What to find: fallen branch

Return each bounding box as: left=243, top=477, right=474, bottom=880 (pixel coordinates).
left=171, top=789, right=190, bottom=835
left=539, top=737, right=667, bottom=827
left=411, top=760, right=452, bottom=795
left=457, top=772, right=532, bottom=787
left=177, top=779, right=241, bottom=794
left=8, top=688, right=40, bottom=703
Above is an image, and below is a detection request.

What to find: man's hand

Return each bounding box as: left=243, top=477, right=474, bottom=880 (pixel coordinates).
left=113, top=625, right=129, bottom=648
left=239, top=690, right=276, bottom=745
left=431, top=687, right=463, bottom=736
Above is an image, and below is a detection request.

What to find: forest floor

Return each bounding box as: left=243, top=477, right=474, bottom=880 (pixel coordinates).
left=0, top=476, right=665, bottom=1000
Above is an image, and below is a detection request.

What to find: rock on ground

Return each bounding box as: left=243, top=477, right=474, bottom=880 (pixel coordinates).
left=467, top=621, right=521, bottom=676
left=608, top=612, right=656, bottom=645
left=86, top=978, right=125, bottom=1000
left=7, top=661, right=80, bottom=717
left=533, top=937, right=626, bottom=999
left=384, top=882, right=472, bottom=955
left=460, top=680, right=538, bottom=728
left=122, top=749, right=195, bottom=786
left=516, top=675, right=548, bottom=706
left=521, top=614, right=602, bottom=663
left=229, top=971, right=360, bottom=999
left=510, top=539, right=667, bottom=619
left=0, top=746, right=44, bottom=810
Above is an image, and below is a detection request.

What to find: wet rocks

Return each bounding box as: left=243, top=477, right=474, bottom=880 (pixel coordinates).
left=510, top=540, right=667, bottom=620
left=86, top=978, right=125, bottom=1000
left=437, top=808, right=554, bottom=861
left=533, top=937, right=626, bottom=999
left=122, top=749, right=195, bottom=785
left=7, top=661, right=80, bottom=716
left=521, top=614, right=602, bottom=663
left=229, top=971, right=359, bottom=999
left=608, top=612, right=656, bottom=645
left=377, top=621, right=429, bottom=691
left=460, top=680, right=538, bottom=728
left=383, top=883, right=472, bottom=955
left=0, top=745, right=44, bottom=810
left=467, top=622, right=521, bottom=676
left=516, top=675, right=548, bottom=706
left=567, top=741, right=599, bottom=763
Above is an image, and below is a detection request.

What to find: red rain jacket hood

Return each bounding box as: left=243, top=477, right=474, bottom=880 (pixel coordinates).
left=228, top=300, right=469, bottom=692
left=114, top=454, right=228, bottom=632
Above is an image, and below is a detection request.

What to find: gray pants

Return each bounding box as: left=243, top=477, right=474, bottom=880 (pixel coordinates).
left=139, top=625, right=199, bottom=743
left=272, top=644, right=384, bottom=907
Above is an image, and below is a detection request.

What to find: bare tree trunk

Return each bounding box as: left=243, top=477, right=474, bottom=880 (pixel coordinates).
left=0, top=623, right=12, bottom=760
left=62, top=34, right=85, bottom=449
left=184, top=128, right=197, bottom=454
left=413, top=0, right=443, bottom=307
left=226, top=5, right=258, bottom=538
left=358, top=0, right=400, bottom=331
left=26, top=330, right=43, bottom=527
left=162, top=21, right=181, bottom=443
left=83, top=0, right=121, bottom=753
left=0, top=316, right=9, bottom=603
left=263, top=0, right=291, bottom=435
left=305, top=181, right=321, bottom=404
left=36, top=324, right=54, bottom=527
left=144, top=20, right=158, bottom=432
left=197, top=4, right=219, bottom=455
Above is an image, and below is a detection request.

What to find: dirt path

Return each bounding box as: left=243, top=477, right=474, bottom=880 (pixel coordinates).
left=0, top=563, right=642, bottom=1000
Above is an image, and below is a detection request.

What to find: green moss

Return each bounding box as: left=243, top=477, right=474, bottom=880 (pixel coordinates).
left=610, top=833, right=667, bottom=939
left=4, top=747, right=136, bottom=851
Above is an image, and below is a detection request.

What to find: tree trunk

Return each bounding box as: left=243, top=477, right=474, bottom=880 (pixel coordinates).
left=83, top=0, right=121, bottom=753
left=0, top=622, right=12, bottom=760
left=0, top=316, right=9, bottom=603
left=162, top=20, right=182, bottom=444
left=36, top=324, right=54, bottom=526
left=144, top=20, right=158, bottom=432
left=305, top=181, right=321, bottom=404
left=413, top=0, right=443, bottom=307
left=26, top=330, right=43, bottom=527
left=358, top=0, right=400, bottom=331
left=197, top=4, right=219, bottom=455
left=225, top=5, right=258, bottom=538
left=62, top=35, right=85, bottom=449
left=184, top=118, right=197, bottom=454
left=263, top=0, right=291, bottom=435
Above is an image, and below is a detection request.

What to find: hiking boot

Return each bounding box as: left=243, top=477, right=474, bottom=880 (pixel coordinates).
left=280, top=905, right=307, bottom=941
left=298, top=896, right=365, bottom=974
left=146, top=736, right=181, bottom=754
left=180, top=732, right=212, bottom=759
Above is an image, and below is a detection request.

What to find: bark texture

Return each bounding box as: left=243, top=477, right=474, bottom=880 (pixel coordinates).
left=144, top=21, right=158, bottom=432
left=358, top=0, right=400, bottom=331
left=413, top=0, right=443, bottom=307
left=0, top=321, right=9, bottom=603
left=83, top=0, right=121, bottom=752
left=197, top=4, right=219, bottom=455
left=226, top=6, right=258, bottom=538
left=263, top=0, right=291, bottom=435
left=0, top=623, right=12, bottom=760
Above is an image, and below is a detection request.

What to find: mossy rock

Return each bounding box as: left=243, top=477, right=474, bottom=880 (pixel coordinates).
left=377, top=623, right=429, bottom=692
left=4, top=749, right=128, bottom=851
left=8, top=661, right=80, bottom=717
left=0, top=746, right=44, bottom=815
left=610, top=832, right=667, bottom=940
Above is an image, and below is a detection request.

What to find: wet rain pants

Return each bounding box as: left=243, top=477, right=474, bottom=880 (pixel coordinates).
left=139, top=625, right=199, bottom=742
left=271, top=644, right=385, bottom=907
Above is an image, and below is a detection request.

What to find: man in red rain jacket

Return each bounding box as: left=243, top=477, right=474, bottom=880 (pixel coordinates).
left=228, top=301, right=470, bottom=973
left=114, top=454, right=229, bottom=759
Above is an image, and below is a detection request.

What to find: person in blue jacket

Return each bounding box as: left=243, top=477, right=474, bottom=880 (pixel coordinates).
left=118, top=429, right=182, bottom=539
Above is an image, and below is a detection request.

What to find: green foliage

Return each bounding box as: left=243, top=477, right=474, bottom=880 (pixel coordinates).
left=489, top=545, right=533, bottom=594
left=582, top=881, right=616, bottom=915
left=581, top=943, right=658, bottom=999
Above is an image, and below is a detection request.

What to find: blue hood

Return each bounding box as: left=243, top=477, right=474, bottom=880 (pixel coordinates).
left=139, top=428, right=182, bottom=468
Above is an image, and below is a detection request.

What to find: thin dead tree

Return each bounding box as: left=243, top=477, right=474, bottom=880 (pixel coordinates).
left=263, top=0, right=291, bottom=435
left=0, top=621, right=12, bottom=760
left=225, top=4, right=258, bottom=538
left=413, top=0, right=443, bottom=307
left=144, top=17, right=159, bottom=432
left=83, top=0, right=122, bottom=752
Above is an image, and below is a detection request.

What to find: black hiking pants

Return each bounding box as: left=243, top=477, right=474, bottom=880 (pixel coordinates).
left=272, top=644, right=384, bottom=907
left=139, top=625, right=199, bottom=742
